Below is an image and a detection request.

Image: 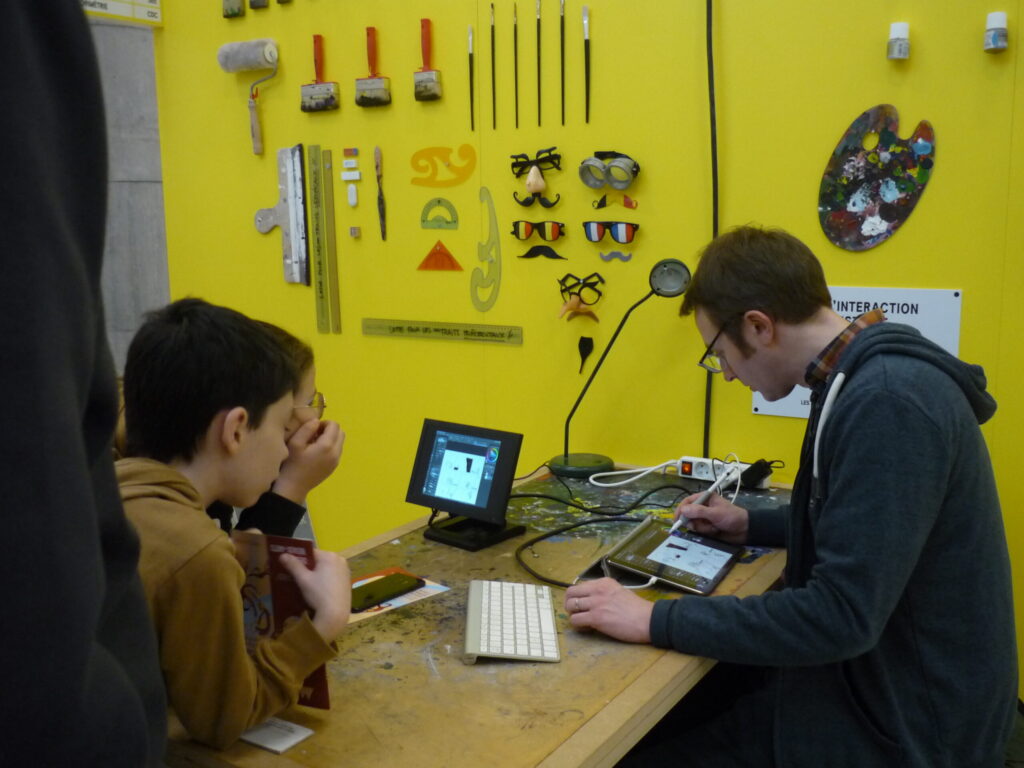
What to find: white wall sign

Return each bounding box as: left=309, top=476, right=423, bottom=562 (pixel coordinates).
left=82, top=0, right=161, bottom=26
left=753, top=286, right=962, bottom=419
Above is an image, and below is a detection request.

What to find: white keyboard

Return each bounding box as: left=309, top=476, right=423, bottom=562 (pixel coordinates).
left=463, top=580, right=561, bottom=664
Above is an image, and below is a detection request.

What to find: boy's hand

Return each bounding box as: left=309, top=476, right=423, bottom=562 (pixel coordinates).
left=279, top=549, right=352, bottom=642
left=272, top=419, right=345, bottom=505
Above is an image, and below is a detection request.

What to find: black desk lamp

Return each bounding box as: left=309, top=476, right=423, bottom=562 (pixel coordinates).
left=548, top=258, right=692, bottom=478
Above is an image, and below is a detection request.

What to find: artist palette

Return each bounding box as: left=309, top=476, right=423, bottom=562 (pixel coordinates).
left=818, top=104, right=935, bottom=251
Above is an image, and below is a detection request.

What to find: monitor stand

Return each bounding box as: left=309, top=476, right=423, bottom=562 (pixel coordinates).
left=423, top=515, right=526, bottom=552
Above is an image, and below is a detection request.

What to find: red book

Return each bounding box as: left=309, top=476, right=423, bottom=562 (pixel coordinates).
left=232, top=531, right=329, bottom=710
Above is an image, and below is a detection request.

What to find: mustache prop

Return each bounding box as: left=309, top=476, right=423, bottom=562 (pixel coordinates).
left=513, top=191, right=561, bottom=208
left=518, top=244, right=567, bottom=260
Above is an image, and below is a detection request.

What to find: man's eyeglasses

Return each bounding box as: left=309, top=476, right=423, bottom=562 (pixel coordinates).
left=294, top=391, right=327, bottom=419
left=698, top=316, right=740, bottom=374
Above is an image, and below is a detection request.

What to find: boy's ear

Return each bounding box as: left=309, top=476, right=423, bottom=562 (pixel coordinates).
left=218, top=406, right=250, bottom=455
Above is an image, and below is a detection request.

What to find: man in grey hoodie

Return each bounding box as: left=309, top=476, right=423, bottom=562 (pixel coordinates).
left=564, top=225, right=1017, bottom=767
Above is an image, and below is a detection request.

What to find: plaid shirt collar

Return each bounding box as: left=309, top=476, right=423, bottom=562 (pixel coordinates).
left=805, top=309, right=886, bottom=389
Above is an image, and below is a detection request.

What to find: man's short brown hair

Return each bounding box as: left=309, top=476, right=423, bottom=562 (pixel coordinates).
left=680, top=225, right=831, bottom=352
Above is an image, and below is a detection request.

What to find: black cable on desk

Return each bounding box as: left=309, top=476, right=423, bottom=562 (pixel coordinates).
left=512, top=482, right=698, bottom=586
left=515, top=516, right=638, bottom=588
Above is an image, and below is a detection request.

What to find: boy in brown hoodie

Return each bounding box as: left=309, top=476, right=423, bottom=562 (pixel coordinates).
left=117, top=298, right=351, bottom=749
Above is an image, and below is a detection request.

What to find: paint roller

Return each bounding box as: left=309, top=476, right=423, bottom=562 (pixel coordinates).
left=217, top=39, right=278, bottom=155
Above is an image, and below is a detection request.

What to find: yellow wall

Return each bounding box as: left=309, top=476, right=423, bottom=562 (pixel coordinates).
left=153, top=1, right=1021, bottom=691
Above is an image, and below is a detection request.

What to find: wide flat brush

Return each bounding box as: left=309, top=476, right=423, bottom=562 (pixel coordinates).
left=414, top=18, right=442, bottom=101
left=355, top=27, right=391, bottom=107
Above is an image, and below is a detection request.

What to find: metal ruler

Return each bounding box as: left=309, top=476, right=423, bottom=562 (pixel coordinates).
left=362, top=318, right=523, bottom=345
left=255, top=144, right=309, bottom=285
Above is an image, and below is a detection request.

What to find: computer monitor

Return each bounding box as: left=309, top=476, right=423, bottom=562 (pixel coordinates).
left=406, top=419, right=525, bottom=551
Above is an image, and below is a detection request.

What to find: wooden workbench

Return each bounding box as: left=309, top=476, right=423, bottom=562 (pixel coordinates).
left=166, top=474, right=787, bottom=768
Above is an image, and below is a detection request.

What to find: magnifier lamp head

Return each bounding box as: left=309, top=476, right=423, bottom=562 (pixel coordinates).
left=649, top=258, right=691, bottom=297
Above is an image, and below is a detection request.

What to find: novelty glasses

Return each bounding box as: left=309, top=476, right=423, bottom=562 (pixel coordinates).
left=581, top=221, right=640, bottom=244
left=511, top=220, right=566, bottom=241
left=579, top=151, right=641, bottom=190
left=558, top=272, right=605, bottom=306
left=510, top=147, right=562, bottom=177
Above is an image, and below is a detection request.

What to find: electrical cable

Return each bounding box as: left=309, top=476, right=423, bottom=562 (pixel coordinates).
left=514, top=461, right=553, bottom=482
left=512, top=482, right=696, bottom=585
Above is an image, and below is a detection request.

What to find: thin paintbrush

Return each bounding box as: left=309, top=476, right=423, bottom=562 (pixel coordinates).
left=513, top=3, right=520, bottom=128
left=560, top=0, right=565, bottom=125
left=536, top=0, right=542, bottom=126
left=490, top=4, right=496, bottom=129
left=468, top=26, right=475, bottom=130
left=583, top=6, right=590, bottom=123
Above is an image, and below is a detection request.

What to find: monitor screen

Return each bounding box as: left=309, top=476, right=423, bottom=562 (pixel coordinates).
left=406, top=419, right=523, bottom=528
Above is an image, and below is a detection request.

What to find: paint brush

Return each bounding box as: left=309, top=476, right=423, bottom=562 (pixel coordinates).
left=355, top=27, right=391, bottom=107
left=414, top=18, right=442, bottom=101
left=560, top=0, right=565, bottom=125
left=583, top=6, right=590, bottom=123
left=468, top=26, right=475, bottom=130
left=536, top=0, right=542, bottom=126
left=300, top=34, right=340, bottom=112
left=374, top=146, right=386, bottom=241
left=490, top=4, right=496, bottom=129
left=513, top=3, right=520, bottom=128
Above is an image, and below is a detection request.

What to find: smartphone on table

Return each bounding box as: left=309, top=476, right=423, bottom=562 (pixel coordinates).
left=351, top=572, right=426, bottom=613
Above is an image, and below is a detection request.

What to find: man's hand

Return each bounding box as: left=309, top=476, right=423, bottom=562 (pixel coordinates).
left=272, top=419, right=345, bottom=505
left=675, top=492, right=750, bottom=545
left=279, top=549, right=351, bottom=642
left=563, top=578, right=653, bottom=643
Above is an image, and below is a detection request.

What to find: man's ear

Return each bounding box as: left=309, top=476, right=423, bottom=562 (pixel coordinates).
left=218, top=406, right=250, bottom=455
left=743, top=310, right=776, bottom=346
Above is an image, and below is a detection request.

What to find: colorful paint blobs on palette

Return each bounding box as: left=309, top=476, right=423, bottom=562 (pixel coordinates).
left=418, top=241, right=462, bottom=271
left=818, top=104, right=935, bottom=251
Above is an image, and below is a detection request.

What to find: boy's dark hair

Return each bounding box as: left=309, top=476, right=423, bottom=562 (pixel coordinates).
left=680, top=225, right=831, bottom=353
left=123, top=298, right=299, bottom=463
left=258, top=321, right=314, bottom=383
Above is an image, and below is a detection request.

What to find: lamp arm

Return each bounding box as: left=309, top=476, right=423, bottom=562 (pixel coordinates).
left=562, top=289, right=656, bottom=459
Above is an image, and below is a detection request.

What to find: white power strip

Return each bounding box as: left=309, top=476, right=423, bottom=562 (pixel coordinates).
left=677, top=456, right=771, bottom=489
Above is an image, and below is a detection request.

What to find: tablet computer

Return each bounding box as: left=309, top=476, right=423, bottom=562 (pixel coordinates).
left=603, top=518, right=741, bottom=596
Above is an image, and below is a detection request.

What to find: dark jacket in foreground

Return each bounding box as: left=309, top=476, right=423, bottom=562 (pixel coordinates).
left=0, top=3, right=167, bottom=765
left=650, top=322, right=1017, bottom=768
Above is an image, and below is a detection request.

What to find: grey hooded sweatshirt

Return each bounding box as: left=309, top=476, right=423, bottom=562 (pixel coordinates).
left=650, top=322, right=1017, bottom=768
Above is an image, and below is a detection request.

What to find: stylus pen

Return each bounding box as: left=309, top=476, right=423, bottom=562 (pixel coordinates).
left=668, top=466, right=742, bottom=535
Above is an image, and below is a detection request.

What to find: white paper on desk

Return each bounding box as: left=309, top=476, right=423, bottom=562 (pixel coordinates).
left=347, top=576, right=449, bottom=625
left=239, top=717, right=313, bottom=753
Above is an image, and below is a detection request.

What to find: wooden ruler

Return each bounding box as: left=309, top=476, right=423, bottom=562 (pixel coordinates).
left=322, top=150, right=341, bottom=333
left=362, top=318, right=523, bottom=345
left=307, top=145, right=330, bottom=333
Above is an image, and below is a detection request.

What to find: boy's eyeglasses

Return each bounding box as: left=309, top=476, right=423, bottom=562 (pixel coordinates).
left=582, top=221, right=640, bottom=244
left=294, top=391, right=327, bottom=418
left=510, top=220, right=566, bottom=241
left=558, top=272, right=605, bottom=306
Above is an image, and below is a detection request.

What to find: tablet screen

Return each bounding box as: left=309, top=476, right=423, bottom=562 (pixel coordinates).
left=605, top=520, right=741, bottom=595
